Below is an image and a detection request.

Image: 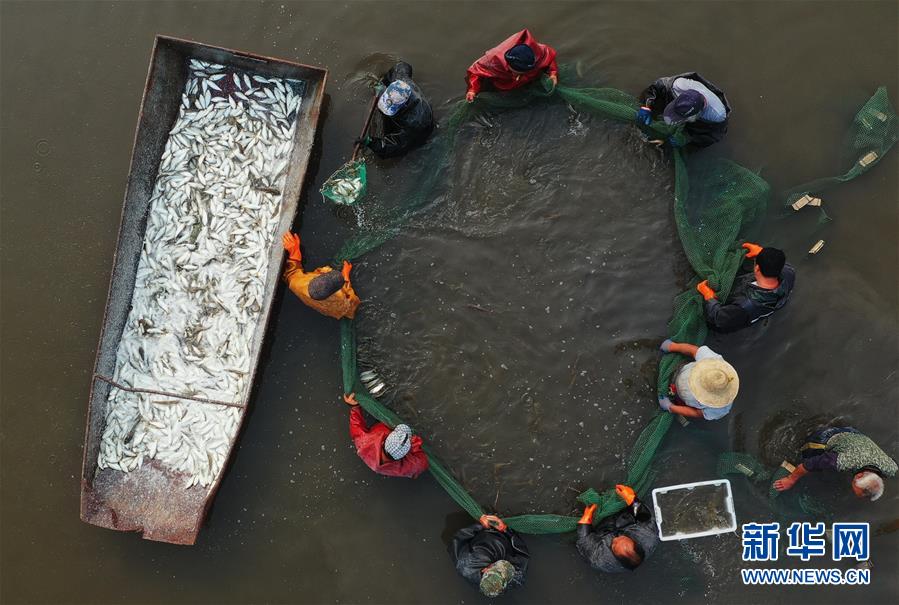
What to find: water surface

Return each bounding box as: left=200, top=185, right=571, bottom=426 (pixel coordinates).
left=1, top=1, right=897, bottom=604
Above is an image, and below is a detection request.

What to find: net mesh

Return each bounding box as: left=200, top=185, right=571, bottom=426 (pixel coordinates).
left=331, top=76, right=893, bottom=533
left=783, top=86, right=898, bottom=208
left=321, top=159, right=368, bottom=205
left=717, top=451, right=830, bottom=519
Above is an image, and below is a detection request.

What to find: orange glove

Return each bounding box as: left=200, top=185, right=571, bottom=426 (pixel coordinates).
left=578, top=503, right=597, bottom=525
left=343, top=393, right=359, bottom=406
left=341, top=260, right=353, bottom=282
left=548, top=73, right=558, bottom=90
left=282, top=232, right=302, bottom=262
left=696, top=280, right=717, bottom=301
left=466, top=91, right=476, bottom=103
left=742, top=242, right=763, bottom=258
left=479, top=514, right=507, bottom=532
left=615, top=484, right=636, bottom=506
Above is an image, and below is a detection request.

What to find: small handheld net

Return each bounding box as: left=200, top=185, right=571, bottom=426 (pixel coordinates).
left=321, top=158, right=368, bottom=205
left=321, top=93, right=379, bottom=206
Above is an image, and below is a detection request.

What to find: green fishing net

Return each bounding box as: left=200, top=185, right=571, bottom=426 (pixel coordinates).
left=784, top=86, right=898, bottom=209
left=321, top=158, right=368, bottom=205
left=717, top=451, right=830, bottom=520
left=333, top=75, right=893, bottom=533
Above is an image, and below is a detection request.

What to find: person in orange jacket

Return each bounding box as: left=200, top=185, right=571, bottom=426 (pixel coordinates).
left=281, top=232, right=360, bottom=320
left=343, top=393, right=429, bottom=479
left=465, top=29, right=558, bottom=103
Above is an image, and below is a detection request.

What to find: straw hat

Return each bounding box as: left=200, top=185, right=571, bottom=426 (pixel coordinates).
left=688, top=359, right=739, bottom=407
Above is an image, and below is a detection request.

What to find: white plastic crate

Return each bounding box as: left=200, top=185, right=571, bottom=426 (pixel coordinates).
left=652, top=479, right=737, bottom=541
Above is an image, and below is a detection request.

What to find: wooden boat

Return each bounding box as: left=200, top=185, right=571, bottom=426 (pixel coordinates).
left=79, top=35, right=326, bottom=545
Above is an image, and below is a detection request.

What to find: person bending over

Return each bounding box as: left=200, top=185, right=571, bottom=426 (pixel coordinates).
left=465, top=29, right=558, bottom=103
left=282, top=232, right=360, bottom=320
left=774, top=426, right=896, bottom=502
left=697, top=242, right=796, bottom=332
left=637, top=71, right=731, bottom=148
left=343, top=393, right=429, bottom=478
left=658, top=341, right=739, bottom=420
left=365, top=61, right=435, bottom=158
left=577, top=484, right=659, bottom=573
left=450, top=514, right=530, bottom=598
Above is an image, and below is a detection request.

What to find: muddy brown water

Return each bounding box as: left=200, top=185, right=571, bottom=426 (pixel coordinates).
left=1, top=1, right=897, bottom=604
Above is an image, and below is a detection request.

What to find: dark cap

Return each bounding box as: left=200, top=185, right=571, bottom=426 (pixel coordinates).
left=308, top=270, right=345, bottom=300
left=504, top=44, right=536, bottom=72
left=663, top=89, right=706, bottom=125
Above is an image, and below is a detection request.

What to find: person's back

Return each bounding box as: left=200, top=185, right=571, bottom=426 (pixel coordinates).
left=281, top=232, right=360, bottom=320
left=576, top=487, right=659, bottom=573
left=638, top=71, right=731, bottom=148
left=345, top=394, right=429, bottom=478
left=465, top=29, right=558, bottom=102
left=700, top=244, right=795, bottom=332
left=450, top=516, right=530, bottom=597
left=774, top=426, right=897, bottom=501
left=367, top=62, right=434, bottom=158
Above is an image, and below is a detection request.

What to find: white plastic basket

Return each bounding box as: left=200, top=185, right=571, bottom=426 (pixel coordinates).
left=651, top=479, right=737, bottom=541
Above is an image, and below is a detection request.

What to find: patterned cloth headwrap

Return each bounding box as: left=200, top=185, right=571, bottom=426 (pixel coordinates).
left=384, top=424, right=413, bottom=460
left=479, top=559, right=515, bottom=598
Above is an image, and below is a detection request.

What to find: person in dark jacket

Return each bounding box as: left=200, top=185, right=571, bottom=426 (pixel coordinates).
left=343, top=393, right=429, bottom=478
left=773, top=426, right=897, bottom=501
left=365, top=62, right=434, bottom=158
left=636, top=72, right=731, bottom=148
left=450, top=515, right=530, bottom=598
left=697, top=242, right=796, bottom=332
left=576, top=485, right=659, bottom=573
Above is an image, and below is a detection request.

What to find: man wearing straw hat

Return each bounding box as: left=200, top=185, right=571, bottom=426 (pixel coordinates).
left=657, top=340, right=739, bottom=420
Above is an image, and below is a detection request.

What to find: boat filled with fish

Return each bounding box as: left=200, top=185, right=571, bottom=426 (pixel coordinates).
left=80, top=36, right=326, bottom=545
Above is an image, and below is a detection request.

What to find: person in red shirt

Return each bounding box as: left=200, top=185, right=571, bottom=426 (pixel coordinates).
left=343, top=393, right=429, bottom=478
left=465, top=29, right=558, bottom=102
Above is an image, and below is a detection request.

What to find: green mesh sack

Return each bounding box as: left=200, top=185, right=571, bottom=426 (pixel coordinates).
left=717, top=452, right=829, bottom=520
left=784, top=86, right=898, bottom=208
left=717, top=452, right=773, bottom=483
left=321, top=158, right=368, bottom=205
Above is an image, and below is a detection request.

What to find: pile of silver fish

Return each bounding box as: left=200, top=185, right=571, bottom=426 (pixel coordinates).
left=327, top=175, right=364, bottom=204
left=97, top=58, right=303, bottom=488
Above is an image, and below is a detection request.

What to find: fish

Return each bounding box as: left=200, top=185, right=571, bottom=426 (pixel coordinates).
left=98, top=60, right=304, bottom=488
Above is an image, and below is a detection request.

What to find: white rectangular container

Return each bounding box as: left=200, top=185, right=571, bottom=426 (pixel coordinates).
left=652, top=478, right=737, bottom=541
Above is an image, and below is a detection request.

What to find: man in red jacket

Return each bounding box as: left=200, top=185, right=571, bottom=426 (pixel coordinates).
left=465, top=29, right=558, bottom=102
left=343, top=393, right=429, bottom=478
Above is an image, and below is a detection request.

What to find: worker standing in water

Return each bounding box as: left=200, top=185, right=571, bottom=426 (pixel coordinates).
left=450, top=514, right=530, bottom=598
left=698, top=242, right=796, bottom=332
left=281, top=232, right=360, bottom=320
left=658, top=340, right=739, bottom=420
left=636, top=71, right=731, bottom=148
left=364, top=61, right=435, bottom=158
left=342, top=393, right=429, bottom=478
left=774, top=426, right=897, bottom=501
left=465, top=29, right=558, bottom=102
left=576, top=485, right=659, bottom=573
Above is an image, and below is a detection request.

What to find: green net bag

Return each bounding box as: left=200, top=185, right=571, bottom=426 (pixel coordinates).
left=321, top=158, right=368, bottom=205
